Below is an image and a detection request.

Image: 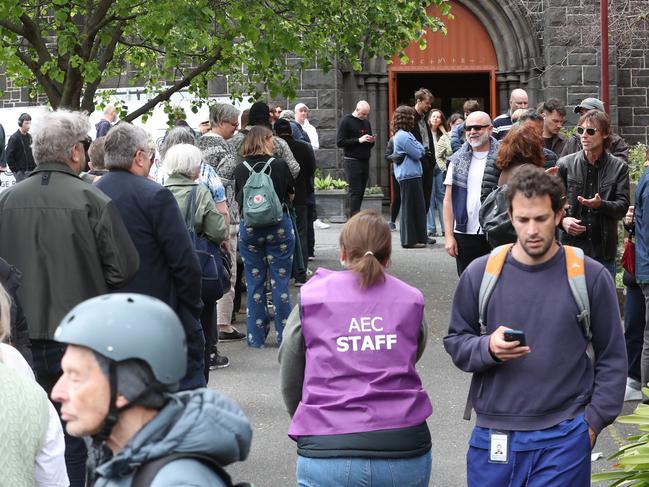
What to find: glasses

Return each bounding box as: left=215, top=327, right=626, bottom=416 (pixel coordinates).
left=577, top=126, right=598, bottom=136
left=465, top=124, right=490, bottom=132
left=78, top=137, right=91, bottom=151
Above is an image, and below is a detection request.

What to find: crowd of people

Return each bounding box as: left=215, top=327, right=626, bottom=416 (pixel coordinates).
left=0, top=85, right=647, bottom=486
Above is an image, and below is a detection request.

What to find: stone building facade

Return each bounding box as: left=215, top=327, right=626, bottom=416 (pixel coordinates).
left=1, top=0, right=647, bottom=192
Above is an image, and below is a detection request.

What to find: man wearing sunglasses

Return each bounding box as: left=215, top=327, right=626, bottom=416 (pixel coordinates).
left=443, top=111, right=499, bottom=275
left=556, top=109, right=630, bottom=278
left=560, top=97, right=629, bottom=161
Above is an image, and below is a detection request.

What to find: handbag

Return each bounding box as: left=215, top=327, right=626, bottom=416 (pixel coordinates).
left=479, top=184, right=517, bottom=248
left=185, top=186, right=224, bottom=303
left=621, top=236, right=636, bottom=276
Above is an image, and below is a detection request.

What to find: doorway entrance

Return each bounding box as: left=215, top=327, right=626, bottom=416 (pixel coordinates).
left=394, top=72, right=492, bottom=118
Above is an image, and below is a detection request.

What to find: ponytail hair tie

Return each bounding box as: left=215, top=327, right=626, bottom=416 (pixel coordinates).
left=364, top=251, right=374, bottom=257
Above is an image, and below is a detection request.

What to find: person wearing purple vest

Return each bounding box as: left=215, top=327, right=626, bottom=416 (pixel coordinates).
left=279, top=210, right=433, bottom=487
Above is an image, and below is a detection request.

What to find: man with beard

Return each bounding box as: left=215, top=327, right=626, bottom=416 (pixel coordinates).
left=443, top=111, right=499, bottom=275
left=444, top=165, right=626, bottom=486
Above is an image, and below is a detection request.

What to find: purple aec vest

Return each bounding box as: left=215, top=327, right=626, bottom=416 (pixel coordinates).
left=289, top=268, right=432, bottom=437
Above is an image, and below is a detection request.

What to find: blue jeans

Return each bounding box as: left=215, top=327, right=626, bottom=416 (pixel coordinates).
left=427, top=168, right=445, bottom=235
left=467, top=429, right=590, bottom=487
left=297, top=452, right=431, bottom=487
left=239, top=213, right=295, bottom=347
left=32, top=340, right=87, bottom=487
left=625, top=284, right=646, bottom=383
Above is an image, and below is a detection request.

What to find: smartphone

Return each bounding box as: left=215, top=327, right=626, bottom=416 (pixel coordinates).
left=503, top=329, right=527, bottom=347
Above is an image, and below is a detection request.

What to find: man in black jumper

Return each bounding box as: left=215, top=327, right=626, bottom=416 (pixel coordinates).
left=6, top=113, right=35, bottom=182
left=336, top=100, right=375, bottom=216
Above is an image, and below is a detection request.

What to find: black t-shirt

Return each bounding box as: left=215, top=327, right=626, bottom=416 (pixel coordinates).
left=234, top=154, right=295, bottom=216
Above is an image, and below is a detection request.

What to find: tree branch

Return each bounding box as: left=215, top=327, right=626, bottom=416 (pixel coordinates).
left=82, top=25, right=123, bottom=112
left=122, top=48, right=222, bottom=122
left=13, top=48, right=63, bottom=103
left=0, top=19, right=26, bottom=37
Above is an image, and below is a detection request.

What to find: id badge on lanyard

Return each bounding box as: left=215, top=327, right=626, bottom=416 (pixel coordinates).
left=489, top=430, right=509, bottom=464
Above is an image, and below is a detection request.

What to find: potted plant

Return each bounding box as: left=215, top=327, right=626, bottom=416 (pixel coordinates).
left=314, top=173, right=349, bottom=223
left=361, top=186, right=385, bottom=214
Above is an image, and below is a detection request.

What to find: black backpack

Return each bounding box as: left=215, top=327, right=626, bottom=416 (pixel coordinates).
left=478, top=184, right=517, bottom=248
left=132, top=453, right=253, bottom=487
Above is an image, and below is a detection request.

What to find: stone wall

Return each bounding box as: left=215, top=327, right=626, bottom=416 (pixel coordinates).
left=209, top=55, right=344, bottom=178
left=539, top=0, right=649, bottom=144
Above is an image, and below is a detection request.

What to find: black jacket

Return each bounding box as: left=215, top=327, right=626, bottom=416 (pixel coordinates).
left=0, top=257, right=32, bottom=366
left=281, top=137, right=315, bottom=206
left=6, top=130, right=35, bottom=173
left=410, top=110, right=436, bottom=169
left=557, top=151, right=630, bottom=260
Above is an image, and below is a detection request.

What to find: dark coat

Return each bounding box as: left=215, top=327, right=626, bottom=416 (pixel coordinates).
left=0, top=162, right=139, bottom=339
left=6, top=130, right=35, bottom=173
left=546, top=132, right=568, bottom=157
left=0, top=257, right=32, bottom=365
left=411, top=110, right=436, bottom=169
left=557, top=151, right=630, bottom=260
left=96, top=169, right=205, bottom=389
left=281, top=137, right=316, bottom=206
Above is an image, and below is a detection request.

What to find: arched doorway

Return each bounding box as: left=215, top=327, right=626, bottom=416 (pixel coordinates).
left=388, top=1, right=499, bottom=119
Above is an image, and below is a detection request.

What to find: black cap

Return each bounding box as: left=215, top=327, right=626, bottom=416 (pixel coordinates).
left=248, top=102, right=271, bottom=128
left=274, top=118, right=292, bottom=135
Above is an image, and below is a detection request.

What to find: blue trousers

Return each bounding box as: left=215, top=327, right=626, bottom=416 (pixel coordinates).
left=297, top=452, right=431, bottom=487
left=239, top=214, right=295, bottom=347
left=427, top=168, right=445, bottom=235
left=467, top=429, right=591, bottom=487
left=625, top=284, right=646, bottom=383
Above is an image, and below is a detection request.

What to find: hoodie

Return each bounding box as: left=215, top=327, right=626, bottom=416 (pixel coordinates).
left=91, top=389, right=252, bottom=486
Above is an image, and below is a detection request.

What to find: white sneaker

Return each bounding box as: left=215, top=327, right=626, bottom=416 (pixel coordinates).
left=314, top=219, right=330, bottom=229
left=625, top=385, right=643, bottom=402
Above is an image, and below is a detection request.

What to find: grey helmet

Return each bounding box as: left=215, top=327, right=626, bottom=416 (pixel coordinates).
left=54, top=293, right=187, bottom=384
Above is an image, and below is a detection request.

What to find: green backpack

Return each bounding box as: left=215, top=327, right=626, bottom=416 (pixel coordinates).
left=241, top=157, right=284, bottom=228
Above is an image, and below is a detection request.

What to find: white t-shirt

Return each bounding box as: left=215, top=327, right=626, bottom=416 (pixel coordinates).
left=0, top=170, right=17, bottom=193
left=444, top=151, right=488, bottom=234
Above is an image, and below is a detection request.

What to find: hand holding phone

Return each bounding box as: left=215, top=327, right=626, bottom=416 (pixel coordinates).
left=489, top=326, right=531, bottom=362
left=503, top=329, right=527, bottom=347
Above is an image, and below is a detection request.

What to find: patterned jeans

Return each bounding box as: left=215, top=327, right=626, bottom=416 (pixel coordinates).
left=239, top=213, right=295, bottom=347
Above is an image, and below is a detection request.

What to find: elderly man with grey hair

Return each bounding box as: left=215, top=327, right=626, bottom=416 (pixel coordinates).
left=96, top=123, right=206, bottom=391
left=0, top=109, right=139, bottom=487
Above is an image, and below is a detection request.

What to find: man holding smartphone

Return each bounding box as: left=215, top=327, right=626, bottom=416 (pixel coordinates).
left=444, top=166, right=626, bottom=486
left=336, top=100, right=375, bottom=217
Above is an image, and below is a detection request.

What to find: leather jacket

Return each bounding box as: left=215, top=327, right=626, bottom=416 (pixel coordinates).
left=557, top=151, right=629, bottom=260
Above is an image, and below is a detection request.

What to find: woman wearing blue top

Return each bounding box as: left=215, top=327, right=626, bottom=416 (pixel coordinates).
left=392, top=106, right=427, bottom=248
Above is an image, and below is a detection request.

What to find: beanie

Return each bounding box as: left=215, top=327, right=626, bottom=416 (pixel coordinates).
left=274, top=118, right=293, bottom=136
left=248, top=102, right=271, bottom=128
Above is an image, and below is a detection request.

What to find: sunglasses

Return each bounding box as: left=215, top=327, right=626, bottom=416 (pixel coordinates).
left=577, top=126, right=598, bottom=136
left=465, top=124, right=490, bottom=132
left=79, top=137, right=91, bottom=151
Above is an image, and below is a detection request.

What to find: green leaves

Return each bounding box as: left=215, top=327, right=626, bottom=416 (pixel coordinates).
left=593, top=395, right=649, bottom=484
left=0, top=0, right=447, bottom=116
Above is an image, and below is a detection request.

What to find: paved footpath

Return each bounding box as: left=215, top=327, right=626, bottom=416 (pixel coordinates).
left=210, top=224, right=636, bottom=486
